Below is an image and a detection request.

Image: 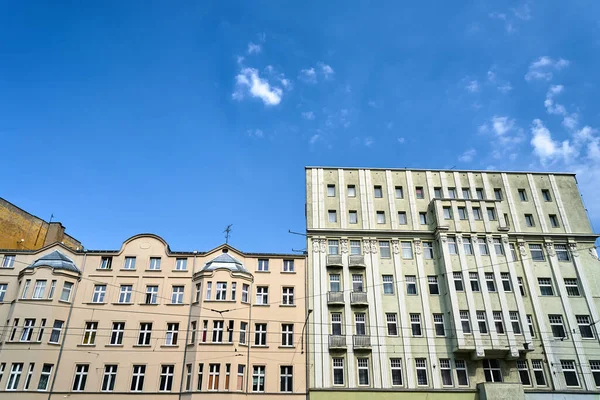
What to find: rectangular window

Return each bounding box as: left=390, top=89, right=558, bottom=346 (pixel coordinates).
left=176, top=258, right=187, bottom=271
left=379, top=241, right=391, bottom=258
left=510, top=311, right=522, bottom=334
left=212, top=321, right=224, bottom=343
left=577, top=315, right=594, bottom=338
left=454, top=272, right=464, bottom=291
left=231, top=282, right=237, bottom=300
left=527, top=315, right=535, bottom=337
left=333, top=358, right=345, bottom=385
left=348, top=210, right=358, bottom=224
left=159, top=365, right=174, bottom=392
left=32, top=280, right=46, bottom=299
left=483, top=359, right=502, bottom=382
left=190, top=321, right=197, bottom=344
left=328, top=240, right=339, bottom=255
left=149, top=257, right=161, bottom=270
left=401, top=241, right=413, bottom=259
left=463, top=238, right=473, bottom=255
left=591, top=361, right=600, bottom=387
left=355, top=313, right=366, bottom=335
left=485, top=273, right=496, bottom=292
left=72, top=364, right=89, bottom=391
left=398, top=211, right=407, bottom=225
left=530, top=244, right=544, bottom=261
left=382, top=275, right=394, bottom=294
left=327, top=184, right=336, bottom=197
left=328, top=210, right=337, bottom=223
left=416, top=359, right=428, bottom=386
left=386, top=313, right=398, bottom=336
left=419, top=212, right=427, bottom=224
left=280, top=366, right=293, bottom=392
left=564, top=278, right=580, bottom=296
left=376, top=211, right=385, bottom=224
left=374, top=185, right=383, bottom=198
left=283, top=259, right=294, bottom=272
left=240, top=321, right=247, bottom=344
left=456, top=360, right=469, bottom=386
left=252, top=366, right=265, bottom=392
left=460, top=311, right=471, bottom=333
left=347, top=185, right=356, bottom=197
left=36, top=319, right=46, bottom=342
left=92, top=284, right=106, bottom=303
left=2, top=255, right=16, bottom=268
left=102, top=365, right=118, bottom=392
left=131, top=365, right=145, bottom=392
left=60, top=282, right=73, bottom=302
left=282, top=287, right=294, bottom=305
left=49, top=320, right=64, bottom=344
left=208, top=364, right=220, bottom=391
left=395, top=186, right=404, bottom=199
left=494, top=188, right=502, bottom=200
left=237, top=365, right=245, bottom=391
left=462, top=188, right=471, bottom=199
left=206, top=282, right=212, bottom=300
left=518, top=277, right=526, bottom=296
left=99, top=257, right=112, bottom=270
left=487, top=207, right=497, bottom=221
left=443, top=207, right=452, bottom=220
left=390, top=358, right=403, bottom=386
left=428, top=276, right=439, bottom=295
left=493, top=312, right=504, bottom=334
left=255, top=323, right=267, bottom=346
left=473, top=207, right=482, bottom=220
left=448, top=188, right=457, bottom=198
left=281, top=324, right=294, bottom=346
left=501, top=272, right=511, bottom=291
left=411, top=314, right=422, bottom=336
left=517, top=360, right=531, bottom=386
left=0, top=283, right=7, bottom=302
left=331, top=313, right=342, bottom=335
left=541, top=189, right=552, bottom=201
left=82, top=321, right=97, bottom=345
left=124, top=256, right=136, bottom=269
left=6, top=363, right=23, bottom=390
left=146, top=285, right=158, bottom=304
left=258, top=259, right=269, bottom=271
left=37, top=363, right=53, bottom=391
left=538, top=278, right=554, bottom=296
left=494, top=239, right=504, bottom=255
left=561, top=360, right=579, bottom=387
left=477, top=311, right=488, bottom=334
left=555, top=244, right=570, bottom=261
left=478, top=238, right=489, bottom=255
left=532, top=360, right=546, bottom=386
left=358, top=358, right=370, bottom=386
left=448, top=238, right=457, bottom=254
left=110, top=322, right=124, bottom=345
left=416, top=187, right=424, bottom=199
left=23, top=363, right=34, bottom=390
left=458, top=207, right=467, bottom=220
left=138, top=322, right=152, bottom=345
left=549, top=214, right=560, bottom=228
left=256, top=286, right=268, bottom=305
left=433, top=313, right=445, bottom=336
left=434, top=187, right=442, bottom=198
left=165, top=322, right=179, bottom=345
left=185, top=364, right=192, bottom=391
left=329, top=274, right=341, bottom=292
left=518, top=189, right=527, bottom=201
left=440, top=359, right=453, bottom=386
left=350, top=240, right=361, bottom=255
left=525, top=214, right=535, bottom=227
left=242, top=284, right=249, bottom=303
left=119, top=285, right=133, bottom=303
left=423, top=242, right=434, bottom=259
left=171, top=286, right=184, bottom=304
left=406, top=275, right=417, bottom=295
left=216, top=282, right=227, bottom=300
left=352, top=274, right=364, bottom=292
left=549, top=315, right=566, bottom=338
left=20, top=318, right=35, bottom=342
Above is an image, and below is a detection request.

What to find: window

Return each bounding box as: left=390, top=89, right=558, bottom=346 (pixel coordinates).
left=231, top=282, right=236, bottom=300
left=493, top=239, right=504, bottom=255
left=448, top=238, right=457, bottom=254
left=501, top=272, right=511, bottom=291
left=145, top=285, right=158, bottom=304
left=395, top=186, right=404, bottom=198
left=549, top=315, right=566, bottom=338
left=131, top=365, right=145, bottom=391
left=102, top=365, right=117, bottom=392
left=398, top=211, right=407, bottom=225
left=406, top=275, right=417, bottom=295
left=460, top=311, right=471, bottom=333
left=485, top=273, right=496, bottom=292
left=255, top=323, right=267, bottom=346
left=149, top=257, right=161, bottom=270
left=463, top=238, right=473, bottom=255
left=376, top=211, right=385, bottom=224
left=415, top=359, right=428, bottom=386
left=458, top=207, right=467, bottom=220
left=473, top=188, right=483, bottom=199
left=36, top=319, right=46, bottom=342
left=119, top=285, right=132, bottom=303
left=478, top=238, right=489, bottom=255
left=411, top=313, right=422, bottom=336
left=160, top=365, right=174, bottom=391
left=82, top=322, right=97, bottom=345
left=565, top=278, right=580, bottom=296
left=333, top=358, right=345, bottom=385
left=32, top=280, right=46, bottom=299
left=416, top=187, right=424, bottom=199
left=60, top=282, right=73, bottom=302
left=518, top=189, right=527, bottom=201
left=456, top=360, right=469, bottom=386
left=352, top=274, right=364, bottom=292
left=401, top=241, right=413, bottom=259
left=483, top=359, right=502, bottom=382
left=208, top=364, right=220, bottom=391
left=327, top=184, right=336, bottom=197
left=555, top=244, right=570, bottom=261
left=256, top=286, right=268, bottom=305
left=49, top=320, right=64, bottom=343
left=110, top=322, right=124, bottom=345
left=85, top=284, right=105, bottom=305
left=419, top=212, right=427, bottom=224
left=328, top=210, right=337, bottom=223
left=185, top=364, right=192, bottom=391
left=258, top=259, right=269, bottom=271
left=538, top=278, right=554, bottom=296
left=390, top=358, right=403, bottom=386
left=280, top=366, right=293, bottom=392
left=6, top=363, right=23, bottom=391
left=237, top=365, right=245, bottom=391
left=124, top=256, right=136, bottom=269
left=532, top=360, right=546, bottom=386
left=37, top=364, right=52, bottom=391
left=355, top=313, right=366, bottom=335
left=517, top=277, right=526, bottom=296
left=240, top=322, right=247, bottom=344
left=462, top=188, right=471, bottom=199
left=525, top=214, right=535, bottom=227
left=440, top=359, right=453, bottom=386
left=510, top=312, right=522, bottom=334
left=72, top=364, right=89, bottom=391
left=477, top=311, right=488, bottom=334
left=517, top=360, right=531, bottom=385
left=382, top=275, right=394, bottom=294
left=138, top=322, right=152, bottom=345
left=472, top=207, right=482, bottom=220
left=379, top=241, right=391, bottom=258
left=100, top=257, right=112, bottom=270
left=175, top=258, right=187, bottom=271
left=434, top=187, right=442, bottom=198
left=487, top=207, right=496, bottom=221
left=386, top=313, right=398, bottom=336
left=348, top=210, right=358, bottom=224
left=283, top=259, right=295, bottom=272
left=423, top=242, right=434, bottom=259
left=493, top=312, right=504, bottom=334
left=443, top=207, right=452, bottom=219
left=242, top=284, right=249, bottom=303
left=206, top=282, right=212, bottom=300
left=591, top=361, right=600, bottom=387
left=212, top=321, right=224, bottom=343
left=20, top=318, right=35, bottom=342
left=549, top=214, right=560, bottom=228
left=494, top=188, right=502, bottom=200
left=282, top=287, right=294, bottom=305
left=374, top=185, right=383, bottom=198
left=2, top=255, right=15, bottom=268
left=328, top=240, right=339, bottom=255
left=433, top=314, right=445, bottom=336
left=166, top=322, right=179, bottom=345
left=331, top=313, right=342, bottom=335
left=171, top=286, right=184, bottom=304
left=428, top=276, right=439, bottom=295
left=561, top=360, right=579, bottom=387
left=530, top=244, right=544, bottom=261
left=281, top=324, right=294, bottom=346
left=350, top=240, right=361, bottom=255
left=0, top=283, right=6, bottom=302
left=527, top=315, right=535, bottom=337
left=22, top=363, right=33, bottom=390
left=448, top=188, right=457, bottom=198
left=228, top=320, right=234, bottom=343
left=577, top=315, right=594, bottom=338
left=347, top=185, right=356, bottom=197
left=329, top=274, right=341, bottom=292
left=453, top=272, right=464, bottom=291
left=252, top=366, right=265, bottom=392
left=216, top=282, right=227, bottom=300
left=358, top=358, right=370, bottom=386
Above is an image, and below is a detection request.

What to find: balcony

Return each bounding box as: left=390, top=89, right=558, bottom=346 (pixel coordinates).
left=326, top=255, right=343, bottom=268
left=348, top=255, right=365, bottom=268
left=327, top=291, right=345, bottom=305
left=350, top=291, right=368, bottom=306
left=353, top=335, right=371, bottom=350
left=329, top=334, right=347, bottom=349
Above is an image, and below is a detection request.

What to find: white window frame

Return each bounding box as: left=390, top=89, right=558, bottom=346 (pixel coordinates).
left=415, top=358, right=428, bottom=386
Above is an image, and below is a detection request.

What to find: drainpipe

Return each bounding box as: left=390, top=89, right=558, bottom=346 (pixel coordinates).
left=48, top=251, right=86, bottom=400
left=178, top=251, right=198, bottom=399
left=245, top=278, right=254, bottom=394
left=304, top=253, right=310, bottom=400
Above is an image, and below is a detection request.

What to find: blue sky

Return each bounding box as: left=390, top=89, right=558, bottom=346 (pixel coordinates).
left=1, top=1, right=599, bottom=253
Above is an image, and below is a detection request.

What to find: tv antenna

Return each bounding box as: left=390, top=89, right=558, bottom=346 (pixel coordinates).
left=223, top=224, right=233, bottom=244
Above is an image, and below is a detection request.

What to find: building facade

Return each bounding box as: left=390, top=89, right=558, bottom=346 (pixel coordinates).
left=0, top=234, right=306, bottom=398
left=306, top=167, right=600, bottom=400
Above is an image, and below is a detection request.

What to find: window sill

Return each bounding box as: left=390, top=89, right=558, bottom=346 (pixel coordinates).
left=281, top=271, right=296, bottom=274
left=19, top=298, right=53, bottom=302
left=105, top=344, right=123, bottom=347
left=48, top=342, right=61, bottom=346
left=133, top=344, right=152, bottom=348
left=111, top=302, right=133, bottom=305
left=203, top=342, right=234, bottom=346
left=144, top=269, right=162, bottom=272
left=58, top=300, right=71, bottom=304
left=255, top=270, right=271, bottom=273
left=252, top=345, right=269, bottom=348
left=120, top=268, right=137, bottom=271
left=171, top=270, right=189, bottom=273
left=139, top=303, right=159, bottom=306
left=77, top=344, right=96, bottom=348
left=279, top=304, right=296, bottom=307
left=83, top=302, right=105, bottom=305
left=160, top=345, right=180, bottom=348
left=166, top=303, right=187, bottom=306
left=96, top=268, right=113, bottom=271
left=279, top=345, right=295, bottom=349
left=204, top=300, right=237, bottom=303
left=254, top=304, right=270, bottom=307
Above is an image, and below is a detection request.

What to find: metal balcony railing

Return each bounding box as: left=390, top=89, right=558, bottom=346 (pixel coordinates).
left=350, top=291, right=368, bottom=305
left=329, top=334, right=347, bottom=349
left=327, top=291, right=344, bottom=305
left=353, top=335, right=371, bottom=349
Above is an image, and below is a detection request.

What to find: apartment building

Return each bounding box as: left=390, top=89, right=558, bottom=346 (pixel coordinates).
left=0, top=233, right=306, bottom=399
left=306, top=167, right=600, bottom=400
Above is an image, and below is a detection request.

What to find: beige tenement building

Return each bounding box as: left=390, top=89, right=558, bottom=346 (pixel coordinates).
left=306, top=167, right=600, bottom=400
left=0, top=234, right=306, bottom=398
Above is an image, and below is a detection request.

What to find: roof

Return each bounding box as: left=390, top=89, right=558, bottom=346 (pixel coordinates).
left=200, top=250, right=249, bottom=273
left=26, top=250, right=81, bottom=273
left=304, top=166, right=577, bottom=176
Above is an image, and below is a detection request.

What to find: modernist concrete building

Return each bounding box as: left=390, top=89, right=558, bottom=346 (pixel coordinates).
left=0, top=234, right=306, bottom=399
left=305, top=167, right=600, bottom=400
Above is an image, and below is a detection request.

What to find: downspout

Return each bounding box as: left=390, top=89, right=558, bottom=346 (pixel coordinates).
left=304, top=253, right=310, bottom=400
left=48, top=251, right=86, bottom=400
left=178, top=251, right=198, bottom=399
left=245, top=278, right=254, bottom=394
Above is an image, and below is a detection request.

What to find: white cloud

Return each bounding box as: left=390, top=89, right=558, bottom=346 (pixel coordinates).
left=492, top=116, right=515, bottom=136
left=232, top=68, right=283, bottom=106
left=247, top=42, right=262, bottom=54
left=497, top=83, right=513, bottom=93
left=236, top=55, right=245, bottom=65
left=309, top=134, right=320, bottom=144
left=368, top=100, right=378, bottom=108
left=299, top=63, right=334, bottom=83
left=458, top=148, right=477, bottom=162
left=543, top=85, right=579, bottom=130
left=299, top=68, right=317, bottom=83
left=525, top=56, right=570, bottom=81
left=530, top=119, right=576, bottom=164
left=302, top=111, right=315, bottom=120
left=364, top=137, right=374, bottom=147
left=487, top=71, right=496, bottom=82
left=479, top=116, right=524, bottom=147
left=397, top=137, right=405, bottom=144
left=465, top=80, right=480, bottom=93
left=512, top=4, right=532, bottom=20
left=247, top=129, right=264, bottom=139
left=387, top=122, right=394, bottom=130
left=319, top=63, right=334, bottom=78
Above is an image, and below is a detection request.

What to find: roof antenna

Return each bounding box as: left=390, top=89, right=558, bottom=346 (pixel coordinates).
left=223, top=224, right=233, bottom=244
